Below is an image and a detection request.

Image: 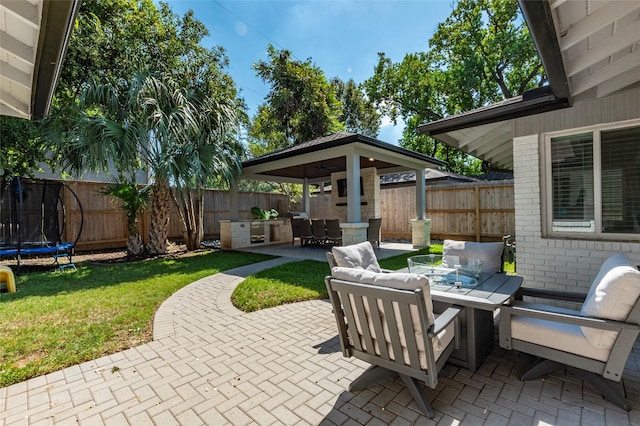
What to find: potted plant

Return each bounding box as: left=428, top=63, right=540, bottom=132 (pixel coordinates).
left=251, top=207, right=279, bottom=220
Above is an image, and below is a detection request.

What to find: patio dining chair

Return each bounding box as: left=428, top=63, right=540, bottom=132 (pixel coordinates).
left=290, top=218, right=303, bottom=246
left=324, top=219, right=342, bottom=246
left=367, top=218, right=382, bottom=249
left=499, top=253, right=640, bottom=410
left=298, top=219, right=314, bottom=247
left=311, top=219, right=327, bottom=246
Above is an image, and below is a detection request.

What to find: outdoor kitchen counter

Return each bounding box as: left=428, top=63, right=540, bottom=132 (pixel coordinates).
left=220, top=219, right=292, bottom=250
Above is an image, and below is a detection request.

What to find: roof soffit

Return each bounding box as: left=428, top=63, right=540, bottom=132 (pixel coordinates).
left=0, top=0, right=81, bottom=120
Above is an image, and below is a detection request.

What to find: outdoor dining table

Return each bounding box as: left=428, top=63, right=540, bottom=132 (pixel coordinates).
left=397, top=267, right=523, bottom=372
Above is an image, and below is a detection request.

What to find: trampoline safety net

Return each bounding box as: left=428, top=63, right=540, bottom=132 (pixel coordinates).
left=1, top=178, right=66, bottom=245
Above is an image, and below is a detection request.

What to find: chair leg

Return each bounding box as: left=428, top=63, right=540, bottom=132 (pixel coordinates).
left=349, top=367, right=434, bottom=417
left=571, top=368, right=631, bottom=411
left=399, top=374, right=434, bottom=418
left=519, top=358, right=562, bottom=381
left=349, top=365, right=397, bottom=391
left=520, top=359, right=631, bottom=411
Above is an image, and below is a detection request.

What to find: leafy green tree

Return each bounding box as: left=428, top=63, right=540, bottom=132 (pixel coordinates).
left=46, top=72, right=243, bottom=253
left=428, top=0, right=543, bottom=111
left=0, top=117, right=43, bottom=179
left=364, top=0, right=543, bottom=175
left=249, top=44, right=344, bottom=153
left=167, top=92, right=243, bottom=251
left=56, top=0, right=219, bottom=105
left=40, top=0, right=246, bottom=253
left=2, top=0, right=234, bottom=180
left=331, top=78, right=381, bottom=138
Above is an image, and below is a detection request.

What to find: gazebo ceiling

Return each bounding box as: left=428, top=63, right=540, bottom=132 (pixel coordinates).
left=241, top=132, right=446, bottom=184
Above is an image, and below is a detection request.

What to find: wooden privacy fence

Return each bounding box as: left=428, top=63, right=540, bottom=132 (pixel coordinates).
left=54, top=179, right=512, bottom=251
left=59, top=181, right=289, bottom=251
left=309, top=181, right=515, bottom=242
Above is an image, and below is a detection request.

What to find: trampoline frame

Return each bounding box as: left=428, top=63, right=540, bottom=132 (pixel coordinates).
left=0, top=178, right=84, bottom=272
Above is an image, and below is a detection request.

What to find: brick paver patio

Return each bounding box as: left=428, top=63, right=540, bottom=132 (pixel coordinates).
left=2, top=255, right=640, bottom=425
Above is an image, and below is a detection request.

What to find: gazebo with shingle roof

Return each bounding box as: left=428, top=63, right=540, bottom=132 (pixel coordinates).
left=237, top=132, right=446, bottom=246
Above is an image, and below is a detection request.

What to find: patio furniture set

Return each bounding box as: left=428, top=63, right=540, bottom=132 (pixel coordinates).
left=290, top=216, right=382, bottom=249
left=325, top=240, right=640, bottom=417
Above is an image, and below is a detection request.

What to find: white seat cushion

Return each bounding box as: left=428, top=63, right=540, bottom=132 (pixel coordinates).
left=511, top=305, right=610, bottom=362
left=443, top=239, right=504, bottom=273
left=580, top=253, right=640, bottom=349
left=331, top=241, right=382, bottom=272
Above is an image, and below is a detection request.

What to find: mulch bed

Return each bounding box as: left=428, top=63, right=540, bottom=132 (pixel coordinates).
left=0, top=244, right=212, bottom=274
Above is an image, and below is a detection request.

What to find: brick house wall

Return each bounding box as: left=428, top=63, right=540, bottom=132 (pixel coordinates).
left=513, top=134, right=640, bottom=293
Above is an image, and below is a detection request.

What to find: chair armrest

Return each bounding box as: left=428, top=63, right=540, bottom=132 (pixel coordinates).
left=502, top=303, right=640, bottom=332
left=515, top=287, right=587, bottom=303
left=381, top=268, right=395, bottom=274
left=430, top=305, right=463, bottom=336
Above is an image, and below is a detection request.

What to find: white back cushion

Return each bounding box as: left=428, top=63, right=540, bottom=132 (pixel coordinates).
left=443, top=239, right=504, bottom=273
left=331, top=241, right=382, bottom=272
left=331, top=267, right=450, bottom=369
left=580, top=253, right=640, bottom=349
left=331, top=267, right=434, bottom=325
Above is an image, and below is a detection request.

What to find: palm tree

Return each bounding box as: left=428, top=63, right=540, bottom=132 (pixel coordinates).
left=171, top=129, right=243, bottom=250
left=138, top=76, right=243, bottom=253
left=100, top=175, right=151, bottom=256
left=46, top=71, right=244, bottom=254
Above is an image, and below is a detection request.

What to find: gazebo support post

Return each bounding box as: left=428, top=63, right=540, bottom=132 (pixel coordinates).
left=303, top=178, right=310, bottom=215
left=411, top=168, right=431, bottom=248
left=346, top=151, right=361, bottom=223
left=340, top=150, right=368, bottom=244
left=230, top=181, right=239, bottom=221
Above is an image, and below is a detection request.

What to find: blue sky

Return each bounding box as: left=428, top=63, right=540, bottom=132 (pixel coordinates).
left=163, top=0, right=454, bottom=144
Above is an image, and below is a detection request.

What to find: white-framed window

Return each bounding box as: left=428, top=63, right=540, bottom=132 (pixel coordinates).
left=545, top=121, right=640, bottom=238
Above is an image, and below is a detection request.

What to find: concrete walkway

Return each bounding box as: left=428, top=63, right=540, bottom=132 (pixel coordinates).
left=2, top=256, right=640, bottom=425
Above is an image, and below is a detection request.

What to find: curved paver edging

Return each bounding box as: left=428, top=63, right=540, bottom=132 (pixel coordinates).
left=153, top=257, right=303, bottom=341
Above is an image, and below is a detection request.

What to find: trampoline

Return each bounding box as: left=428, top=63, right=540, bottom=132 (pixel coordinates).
left=0, top=177, right=83, bottom=271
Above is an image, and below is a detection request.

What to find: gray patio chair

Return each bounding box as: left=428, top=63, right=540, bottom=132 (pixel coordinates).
left=311, top=218, right=326, bottom=246
left=298, top=218, right=314, bottom=247
left=367, top=218, right=382, bottom=249
left=326, top=267, right=461, bottom=418
left=442, top=239, right=506, bottom=273
left=290, top=218, right=303, bottom=246
left=324, top=219, right=342, bottom=247
left=499, top=253, right=640, bottom=410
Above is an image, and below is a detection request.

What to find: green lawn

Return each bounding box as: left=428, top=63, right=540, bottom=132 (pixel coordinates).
left=0, top=250, right=273, bottom=387
left=230, top=245, right=442, bottom=312
left=231, top=260, right=331, bottom=312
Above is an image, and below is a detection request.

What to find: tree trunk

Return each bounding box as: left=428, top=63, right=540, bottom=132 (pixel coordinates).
left=127, top=234, right=144, bottom=257
left=182, top=190, right=204, bottom=251
left=126, top=218, right=144, bottom=256
left=147, top=180, right=170, bottom=255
